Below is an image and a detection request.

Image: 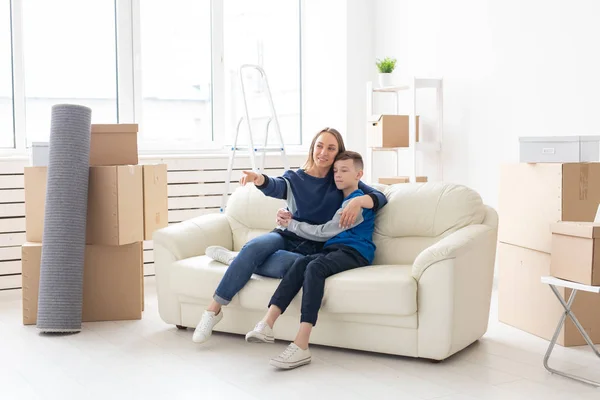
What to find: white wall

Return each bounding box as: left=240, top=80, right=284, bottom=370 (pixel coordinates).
left=364, top=0, right=600, bottom=207
left=302, top=0, right=348, bottom=142
left=303, top=0, right=378, bottom=152
left=345, top=0, right=376, bottom=153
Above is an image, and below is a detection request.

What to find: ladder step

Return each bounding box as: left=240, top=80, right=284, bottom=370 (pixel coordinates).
left=222, top=64, right=289, bottom=212
left=232, top=146, right=285, bottom=152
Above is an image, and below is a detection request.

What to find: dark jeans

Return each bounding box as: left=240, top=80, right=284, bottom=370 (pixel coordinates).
left=269, top=244, right=369, bottom=326
left=213, top=231, right=322, bottom=305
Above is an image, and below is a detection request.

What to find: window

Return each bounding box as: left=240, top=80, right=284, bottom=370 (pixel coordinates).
left=224, top=0, right=301, bottom=146
left=21, top=0, right=117, bottom=144
left=0, top=1, right=13, bottom=148
left=4, top=0, right=303, bottom=153
left=138, top=0, right=213, bottom=151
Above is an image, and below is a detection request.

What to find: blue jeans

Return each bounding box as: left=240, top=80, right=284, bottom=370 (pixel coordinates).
left=213, top=231, right=322, bottom=305
left=269, top=244, right=369, bottom=326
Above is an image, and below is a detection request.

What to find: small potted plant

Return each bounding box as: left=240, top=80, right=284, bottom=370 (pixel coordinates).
left=375, top=57, right=397, bottom=87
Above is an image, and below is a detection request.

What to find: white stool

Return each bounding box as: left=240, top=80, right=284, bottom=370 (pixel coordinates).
left=541, top=276, right=600, bottom=387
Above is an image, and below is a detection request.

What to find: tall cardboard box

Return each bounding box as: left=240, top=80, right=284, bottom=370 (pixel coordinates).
left=498, top=242, right=600, bottom=346
left=367, top=115, right=420, bottom=148
left=142, top=164, right=168, bottom=240
left=22, top=242, right=143, bottom=325
left=90, top=124, right=138, bottom=166
left=499, top=163, right=600, bottom=254
left=550, top=221, right=600, bottom=286
left=24, top=165, right=144, bottom=245
left=87, top=166, right=144, bottom=245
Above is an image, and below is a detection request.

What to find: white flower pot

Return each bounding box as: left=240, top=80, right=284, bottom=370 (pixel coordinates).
left=378, top=73, right=394, bottom=88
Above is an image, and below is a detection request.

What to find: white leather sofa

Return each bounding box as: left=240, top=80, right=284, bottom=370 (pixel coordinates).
left=153, top=182, right=498, bottom=361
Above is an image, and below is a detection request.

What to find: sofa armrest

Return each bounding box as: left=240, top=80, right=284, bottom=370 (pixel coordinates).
left=152, top=213, right=233, bottom=261
left=413, top=223, right=498, bottom=360
left=412, top=224, right=493, bottom=280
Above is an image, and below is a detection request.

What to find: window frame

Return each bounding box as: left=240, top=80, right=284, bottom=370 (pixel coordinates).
left=7, top=0, right=26, bottom=153
left=2, top=0, right=305, bottom=156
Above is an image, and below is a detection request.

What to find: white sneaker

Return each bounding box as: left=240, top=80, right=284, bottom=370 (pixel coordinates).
left=206, top=246, right=237, bottom=265
left=192, top=310, right=223, bottom=343
left=269, top=343, right=311, bottom=369
left=245, top=321, right=275, bottom=343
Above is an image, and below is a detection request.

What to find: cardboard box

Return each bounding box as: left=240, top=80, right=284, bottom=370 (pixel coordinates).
left=498, top=241, right=600, bottom=346
left=142, top=164, right=168, bottom=240
left=24, top=165, right=144, bottom=246
left=367, top=115, right=420, bottom=148
left=379, top=176, right=428, bottom=185
left=499, top=163, right=600, bottom=253
left=22, top=241, right=143, bottom=325
left=90, top=124, right=138, bottom=166
left=550, top=221, right=600, bottom=285
left=87, top=166, right=144, bottom=245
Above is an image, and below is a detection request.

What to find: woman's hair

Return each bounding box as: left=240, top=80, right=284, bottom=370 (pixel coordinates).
left=302, top=127, right=346, bottom=170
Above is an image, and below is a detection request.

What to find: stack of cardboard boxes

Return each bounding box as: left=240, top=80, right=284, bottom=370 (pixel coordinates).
left=21, top=124, right=168, bottom=324
left=498, top=163, right=600, bottom=346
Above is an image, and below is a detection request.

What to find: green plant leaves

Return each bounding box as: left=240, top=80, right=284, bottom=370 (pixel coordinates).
left=375, top=57, right=397, bottom=73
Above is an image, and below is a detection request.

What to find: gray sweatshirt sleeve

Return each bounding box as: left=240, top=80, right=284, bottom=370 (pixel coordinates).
left=286, top=203, right=364, bottom=242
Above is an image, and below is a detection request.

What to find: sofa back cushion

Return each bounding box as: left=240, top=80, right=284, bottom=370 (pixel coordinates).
left=372, top=182, right=486, bottom=265
left=225, top=184, right=284, bottom=251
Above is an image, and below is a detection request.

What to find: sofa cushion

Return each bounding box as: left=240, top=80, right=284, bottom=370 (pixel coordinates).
left=372, top=235, right=440, bottom=266
left=369, top=183, right=487, bottom=265
left=376, top=182, right=486, bottom=239
left=319, top=264, right=416, bottom=316
left=248, top=264, right=416, bottom=316
left=170, top=256, right=418, bottom=317
left=169, top=256, right=241, bottom=307
left=225, top=185, right=286, bottom=251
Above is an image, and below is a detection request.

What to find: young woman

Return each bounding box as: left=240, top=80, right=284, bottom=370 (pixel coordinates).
left=192, top=128, right=388, bottom=343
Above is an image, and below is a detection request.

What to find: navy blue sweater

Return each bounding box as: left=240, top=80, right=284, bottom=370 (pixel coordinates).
left=257, top=168, right=387, bottom=236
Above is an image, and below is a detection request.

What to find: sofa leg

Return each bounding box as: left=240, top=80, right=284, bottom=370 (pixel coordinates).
left=429, top=359, right=443, bottom=364
left=176, top=325, right=187, bottom=330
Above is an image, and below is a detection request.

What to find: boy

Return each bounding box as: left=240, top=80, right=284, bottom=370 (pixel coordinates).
left=245, top=151, right=377, bottom=369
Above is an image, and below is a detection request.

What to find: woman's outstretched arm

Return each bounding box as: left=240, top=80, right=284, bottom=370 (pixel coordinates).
left=241, top=170, right=288, bottom=199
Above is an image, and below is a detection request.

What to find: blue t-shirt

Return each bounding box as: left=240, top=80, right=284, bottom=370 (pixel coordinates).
left=324, top=189, right=376, bottom=263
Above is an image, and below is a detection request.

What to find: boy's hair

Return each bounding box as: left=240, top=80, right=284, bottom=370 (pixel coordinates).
left=335, top=151, right=364, bottom=171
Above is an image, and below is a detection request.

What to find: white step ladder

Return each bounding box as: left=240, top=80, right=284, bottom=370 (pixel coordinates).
left=221, top=64, right=290, bottom=212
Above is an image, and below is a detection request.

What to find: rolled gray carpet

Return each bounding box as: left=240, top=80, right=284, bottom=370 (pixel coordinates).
left=37, top=104, right=92, bottom=333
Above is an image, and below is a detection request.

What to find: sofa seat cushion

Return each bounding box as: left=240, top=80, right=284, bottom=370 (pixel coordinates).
left=169, top=255, right=242, bottom=307
left=170, top=256, right=417, bottom=317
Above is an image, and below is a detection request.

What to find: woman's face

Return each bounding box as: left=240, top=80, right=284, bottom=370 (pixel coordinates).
left=312, top=132, right=339, bottom=169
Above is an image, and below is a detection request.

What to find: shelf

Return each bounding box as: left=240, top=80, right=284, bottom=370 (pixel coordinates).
left=372, top=85, right=411, bottom=93
left=232, top=146, right=284, bottom=152
left=369, top=141, right=441, bottom=152
left=371, top=78, right=442, bottom=93
left=365, top=77, right=443, bottom=184
left=414, top=78, right=442, bottom=89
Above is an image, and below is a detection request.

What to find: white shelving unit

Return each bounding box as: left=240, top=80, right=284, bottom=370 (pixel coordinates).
left=365, top=77, right=443, bottom=184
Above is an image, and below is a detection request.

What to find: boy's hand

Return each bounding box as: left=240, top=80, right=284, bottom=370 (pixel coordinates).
left=339, top=198, right=362, bottom=228
left=240, top=171, right=265, bottom=186
left=276, top=208, right=292, bottom=225
left=279, top=218, right=291, bottom=227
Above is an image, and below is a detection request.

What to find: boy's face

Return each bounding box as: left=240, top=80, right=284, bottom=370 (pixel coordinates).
left=333, top=159, right=363, bottom=190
